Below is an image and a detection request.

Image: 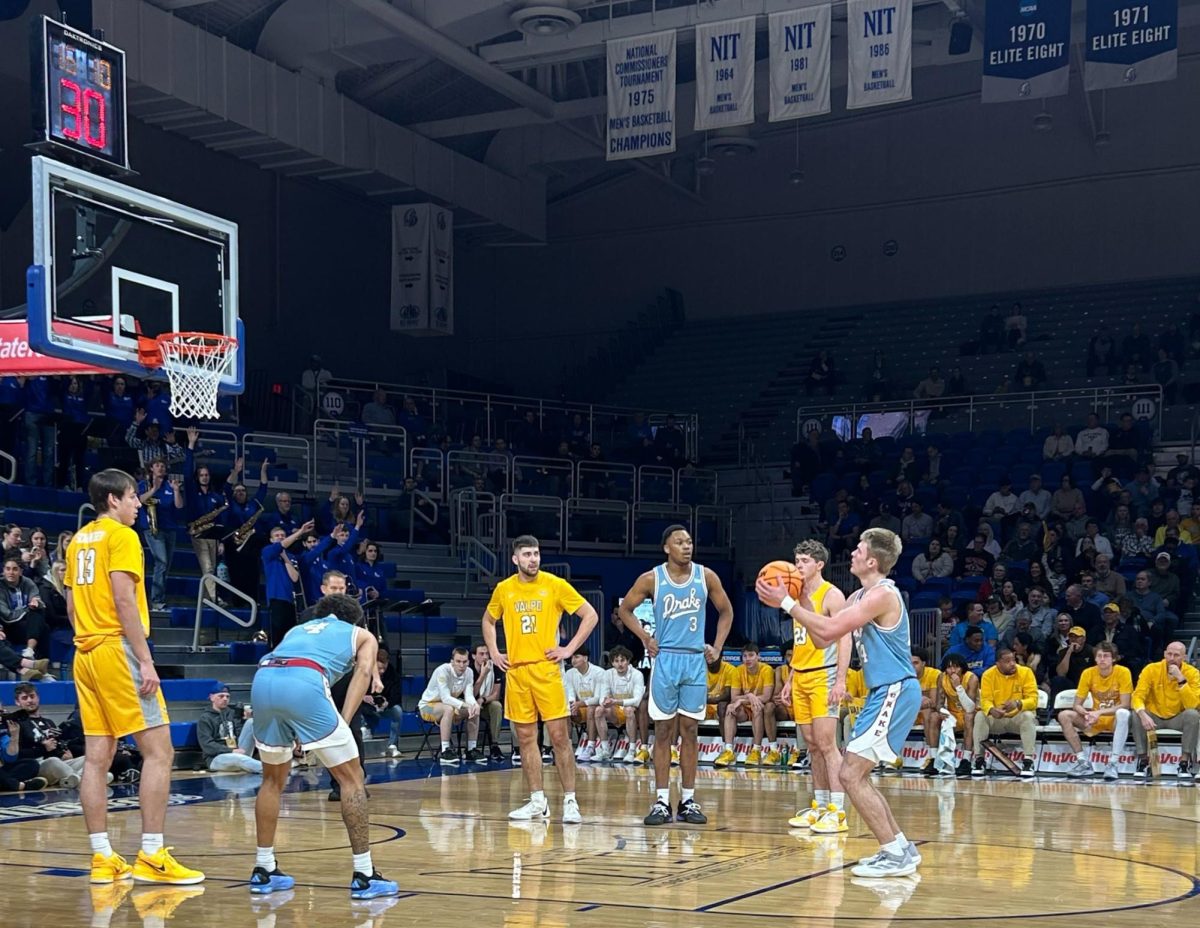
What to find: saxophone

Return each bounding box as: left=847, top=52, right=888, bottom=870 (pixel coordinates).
left=230, top=506, right=263, bottom=552
left=188, top=502, right=229, bottom=538
left=144, top=498, right=160, bottom=537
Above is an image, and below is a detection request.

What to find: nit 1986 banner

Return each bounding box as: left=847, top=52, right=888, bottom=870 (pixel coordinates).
left=694, top=17, right=756, bottom=130
left=846, top=0, right=911, bottom=110
left=982, top=0, right=1071, bottom=103
left=768, top=5, right=831, bottom=122
left=607, top=30, right=675, bottom=161
left=1085, top=0, right=1178, bottom=91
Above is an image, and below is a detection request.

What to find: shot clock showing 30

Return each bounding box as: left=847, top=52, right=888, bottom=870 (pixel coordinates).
left=31, top=17, right=129, bottom=172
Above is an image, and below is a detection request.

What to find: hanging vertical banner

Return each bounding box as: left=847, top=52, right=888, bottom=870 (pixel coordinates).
left=768, top=5, right=831, bottom=122
left=981, top=0, right=1071, bottom=104
left=607, top=30, right=676, bottom=161
left=694, top=17, right=756, bottom=130
left=391, top=205, right=429, bottom=332
left=846, top=0, right=912, bottom=110
left=429, top=207, right=454, bottom=335
left=1085, top=0, right=1178, bottom=91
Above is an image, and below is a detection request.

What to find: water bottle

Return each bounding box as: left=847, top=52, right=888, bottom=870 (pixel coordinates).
left=780, top=744, right=790, bottom=769
left=216, top=560, right=230, bottom=585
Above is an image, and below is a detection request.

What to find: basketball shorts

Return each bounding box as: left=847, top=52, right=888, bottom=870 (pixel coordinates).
left=848, top=678, right=922, bottom=764
left=649, top=650, right=707, bottom=722
left=74, top=637, right=169, bottom=739
left=948, top=707, right=966, bottom=730
left=705, top=703, right=720, bottom=721
left=419, top=701, right=467, bottom=723
left=505, top=662, right=569, bottom=724
left=608, top=705, right=628, bottom=726
left=791, top=664, right=838, bottom=725
left=250, top=666, right=358, bottom=767
left=1085, top=715, right=1115, bottom=735
left=571, top=705, right=592, bottom=724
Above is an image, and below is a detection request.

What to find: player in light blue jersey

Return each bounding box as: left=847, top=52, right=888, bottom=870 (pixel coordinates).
left=758, top=527, right=922, bottom=879
left=249, top=593, right=399, bottom=900
left=619, top=525, right=733, bottom=827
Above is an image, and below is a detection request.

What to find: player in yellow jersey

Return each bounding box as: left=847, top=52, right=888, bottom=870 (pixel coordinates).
left=776, top=540, right=849, bottom=834
left=715, top=643, right=775, bottom=766
left=935, top=653, right=979, bottom=778
left=1056, top=641, right=1132, bottom=780
left=66, top=469, right=204, bottom=886
left=481, top=535, right=599, bottom=824
left=705, top=654, right=735, bottom=725
left=839, top=666, right=869, bottom=745
left=910, top=648, right=942, bottom=776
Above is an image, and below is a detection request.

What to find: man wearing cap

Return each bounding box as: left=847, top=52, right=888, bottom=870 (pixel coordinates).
left=1050, top=625, right=1094, bottom=707
left=1132, top=641, right=1200, bottom=780
left=1088, top=603, right=1146, bottom=677
left=124, top=409, right=185, bottom=470
left=197, top=683, right=262, bottom=774
left=1019, top=475, right=1051, bottom=520
left=1154, top=510, right=1193, bottom=548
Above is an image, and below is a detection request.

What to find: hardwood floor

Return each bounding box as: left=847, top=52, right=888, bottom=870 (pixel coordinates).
left=2, top=759, right=1198, bottom=927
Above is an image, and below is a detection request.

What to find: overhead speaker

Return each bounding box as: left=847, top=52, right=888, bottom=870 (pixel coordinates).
left=949, top=20, right=972, bottom=55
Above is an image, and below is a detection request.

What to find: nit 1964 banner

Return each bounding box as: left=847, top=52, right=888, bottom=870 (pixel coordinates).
left=1085, top=0, right=1178, bottom=91
left=768, top=5, right=831, bottom=122
left=846, top=0, right=911, bottom=110
left=982, top=0, right=1071, bottom=103
left=694, top=17, right=756, bottom=130
left=607, top=30, right=675, bottom=161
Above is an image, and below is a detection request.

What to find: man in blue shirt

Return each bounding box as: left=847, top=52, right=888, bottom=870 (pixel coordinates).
left=948, top=602, right=999, bottom=651
left=947, top=627, right=997, bottom=676
left=261, top=521, right=313, bottom=645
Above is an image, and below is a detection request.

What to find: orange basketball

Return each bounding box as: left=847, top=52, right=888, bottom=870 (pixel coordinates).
left=757, top=560, right=804, bottom=604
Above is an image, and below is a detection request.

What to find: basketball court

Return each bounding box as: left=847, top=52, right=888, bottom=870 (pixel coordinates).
left=2, top=761, right=1197, bottom=926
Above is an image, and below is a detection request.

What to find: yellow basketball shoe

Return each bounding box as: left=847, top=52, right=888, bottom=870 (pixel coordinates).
left=91, top=852, right=134, bottom=884
left=788, top=800, right=823, bottom=829
left=713, top=747, right=735, bottom=768
left=132, top=847, right=206, bottom=885
left=670, top=746, right=680, bottom=766
left=809, top=803, right=848, bottom=834
left=746, top=747, right=763, bottom=767
left=764, top=747, right=782, bottom=766
left=633, top=746, right=651, bottom=765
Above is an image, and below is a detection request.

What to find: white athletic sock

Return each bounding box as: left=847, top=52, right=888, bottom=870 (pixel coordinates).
left=656, top=788, right=670, bottom=804
left=564, top=791, right=576, bottom=803
left=761, top=738, right=770, bottom=748
left=894, top=831, right=908, bottom=847
left=815, top=789, right=830, bottom=808
left=530, top=790, right=546, bottom=805
left=440, top=741, right=450, bottom=751
left=725, top=743, right=734, bottom=752
left=831, top=792, right=846, bottom=810
left=681, top=788, right=695, bottom=803
left=256, top=847, right=276, bottom=871
left=468, top=740, right=477, bottom=750
left=352, top=851, right=373, bottom=876
left=883, top=836, right=906, bottom=856
left=89, top=832, right=114, bottom=857
left=141, top=833, right=164, bottom=855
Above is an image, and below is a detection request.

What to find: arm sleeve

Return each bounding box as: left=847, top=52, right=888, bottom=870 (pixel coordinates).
left=563, top=670, right=577, bottom=703
left=955, top=685, right=976, bottom=713
left=463, top=668, right=477, bottom=706
left=627, top=670, right=646, bottom=707
left=587, top=669, right=604, bottom=706
left=435, top=668, right=464, bottom=710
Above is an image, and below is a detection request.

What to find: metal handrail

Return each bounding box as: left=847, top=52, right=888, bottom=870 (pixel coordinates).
left=461, top=536, right=498, bottom=597
left=77, top=502, right=96, bottom=529
left=192, top=572, right=259, bottom=651
left=408, top=488, right=438, bottom=547
left=0, top=449, right=15, bottom=484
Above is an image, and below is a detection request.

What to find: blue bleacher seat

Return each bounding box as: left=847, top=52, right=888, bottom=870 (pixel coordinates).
left=911, top=591, right=943, bottom=610
left=941, top=486, right=968, bottom=509
left=950, top=589, right=978, bottom=609
left=921, top=577, right=954, bottom=594
left=954, top=576, right=986, bottom=593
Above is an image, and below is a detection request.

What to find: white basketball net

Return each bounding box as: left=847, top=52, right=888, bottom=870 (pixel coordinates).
left=157, top=333, right=237, bottom=420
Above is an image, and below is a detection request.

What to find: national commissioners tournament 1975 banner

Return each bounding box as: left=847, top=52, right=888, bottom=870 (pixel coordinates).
left=607, top=30, right=676, bottom=161
left=982, top=0, right=1071, bottom=103
left=694, top=17, right=756, bottom=130
left=846, top=0, right=911, bottom=110
left=768, top=5, right=831, bottom=122
left=1085, top=0, right=1178, bottom=91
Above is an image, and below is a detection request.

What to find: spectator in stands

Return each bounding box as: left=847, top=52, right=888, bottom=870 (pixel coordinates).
left=1005, top=303, right=1028, bottom=349
left=983, top=594, right=1014, bottom=641
left=1078, top=519, right=1114, bottom=561
left=513, top=410, right=543, bottom=455
left=935, top=501, right=966, bottom=541
left=469, top=645, right=503, bottom=763
left=22, top=528, right=50, bottom=583
left=979, top=304, right=1005, bottom=353
left=826, top=499, right=862, bottom=561
left=1159, top=322, right=1185, bottom=363
left=0, top=707, right=47, bottom=792
left=2, top=524, right=23, bottom=563
left=1147, top=499, right=1168, bottom=536
left=354, top=541, right=387, bottom=607
left=805, top=351, right=835, bottom=396
left=1183, top=500, right=1200, bottom=539
left=1, top=557, right=48, bottom=660
left=261, top=521, right=310, bottom=645
left=1042, top=424, right=1074, bottom=462
left=978, top=523, right=1002, bottom=559
left=1017, top=475, right=1051, bottom=521
left=197, top=684, right=261, bottom=774
left=1056, top=641, right=1132, bottom=780
left=654, top=414, right=685, bottom=467
left=18, top=375, right=55, bottom=487
left=971, top=648, right=1037, bottom=778
left=1148, top=552, right=1181, bottom=613
left=224, top=458, right=272, bottom=602
left=1000, top=523, right=1039, bottom=565
left=104, top=374, right=135, bottom=436
left=324, top=484, right=362, bottom=533
left=1153, top=348, right=1181, bottom=404
left=1092, top=555, right=1125, bottom=599
left=912, top=539, right=953, bottom=583
left=1011, top=632, right=1044, bottom=686
left=124, top=409, right=185, bottom=470
left=1064, top=500, right=1090, bottom=545
left=945, top=366, right=970, bottom=397
left=1122, top=517, right=1155, bottom=560
left=1075, top=413, right=1110, bottom=467
left=1014, top=352, right=1046, bottom=389
left=913, top=367, right=945, bottom=402
left=1049, top=625, right=1094, bottom=707
left=1108, top=414, right=1148, bottom=468
left=917, top=445, right=943, bottom=489
left=55, top=375, right=90, bottom=491
left=1129, top=570, right=1176, bottom=651
left=790, top=431, right=822, bottom=496
left=849, top=427, right=879, bottom=470
left=893, top=480, right=916, bottom=518
left=360, top=389, right=395, bottom=427
left=1153, top=510, right=1191, bottom=547
left=1044, top=554, right=1069, bottom=598
left=1062, top=584, right=1103, bottom=635
left=1132, top=641, right=1199, bottom=780
left=137, top=459, right=184, bottom=612
left=10, top=683, right=91, bottom=788
left=1051, top=474, right=1084, bottom=522
left=1121, top=363, right=1141, bottom=386
left=864, top=351, right=890, bottom=400
left=1025, top=559, right=1053, bottom=597
left=1086, top=327, right=1118, bottom=377
left=949, top=605, right=998, bottom=654
left=1088, top=603, right=1145, bottom=677
left=869, top=502, right=902, bottom=536
left=1079, top=571, right=1109, bottom=609
left=893, top=446, right=920, bottom=486
left=1001, top=611, right=1039, bottom=653
left=1122, top=322, right=1153, bottom=372
left=900, top=501, right=933, bottom=544
left=959, top=534, right=995, bottom=579
left=1013, top=587, right=1054, bottom=643
left=1109, top=504, right=1136, bottom=556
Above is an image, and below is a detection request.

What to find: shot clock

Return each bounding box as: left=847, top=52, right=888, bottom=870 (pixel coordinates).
left=31, top=17, right=129, bottom=172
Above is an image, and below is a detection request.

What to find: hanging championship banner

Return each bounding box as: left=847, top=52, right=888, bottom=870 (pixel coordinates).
left=768, top=5, right=831, bottom=122
left=846, top=0, right=911, bottom=110
left=981, top=0, right=1071, bottom=103
left=391, top=205, right=429, bottom=332
left=694, top=17, right=756, bottom=130
left=607, top=30, right=676, bottom=161
left=1085, top=0, right=1177, bottom=91
left=429, top=206, right=454, bottom=335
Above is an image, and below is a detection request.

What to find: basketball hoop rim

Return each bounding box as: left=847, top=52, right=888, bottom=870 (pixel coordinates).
left=138, top=332, right=238, bottom=369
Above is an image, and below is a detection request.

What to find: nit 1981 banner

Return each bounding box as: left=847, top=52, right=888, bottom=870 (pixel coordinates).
left=1085, top=0, right=1178, bottom=91
left=607, top=30, right=676, bottom=161
left=768, top=5, right=831, bottom=122
left=982, top=0, right=1071, bottom=103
